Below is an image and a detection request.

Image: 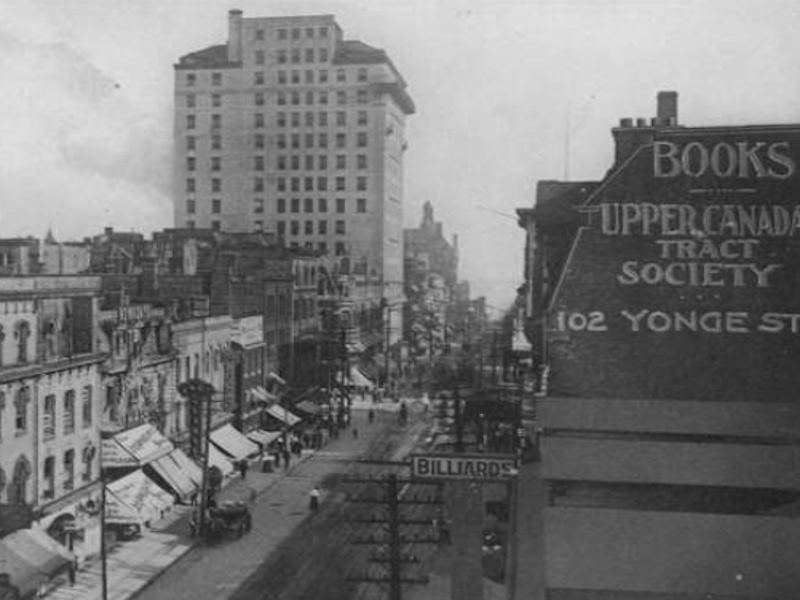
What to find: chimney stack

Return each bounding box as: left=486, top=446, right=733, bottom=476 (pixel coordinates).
left=228, top=9, right=243, bottom=63
left=657, top=91, right=678, bottom=126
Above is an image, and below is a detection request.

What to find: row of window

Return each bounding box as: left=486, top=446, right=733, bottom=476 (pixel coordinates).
left=277, top=89, right=369, bottom=106
left=272, top=26, right=329, bottom=41
left=42, top=446, right=93, bottom=498
left=186, top=107, right=371, bottom=131
left=278, top=220, right=349, bottom=236
left=185, top=197, right=368, bottom=215
left=185, top=72, right=223, bottom=87
left=276, top=67, right=367, bottom=85
left=186, top=152, right=368, bottom=173
left=258, top=47, right=329, bottom=66
left=42, top=387, right=93, bottom=440
left=186, top=175, right=368, bottom=193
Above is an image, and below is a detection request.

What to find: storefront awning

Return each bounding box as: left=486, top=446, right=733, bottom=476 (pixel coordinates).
left=210, top=424, right=260, bottom=461
left=267, top=372, right=286, bottom=386
left=102, top=423, right=174, bottom=468
left=148, top=449, right=201, bottom=502
left=106, top=469, right=175, bottom=525
left=295, top=400, right=323, bottom=416
left=207, top=444, right=235, bottom=477
left=339, top=365, right=375, bottom=390
left=264, top=405, right=302, bottom=426
left=0, top=527, right=74, bottom=597
left=251, top=386, right=269, bottom=402
left=246, top=429, right=283, bottom=447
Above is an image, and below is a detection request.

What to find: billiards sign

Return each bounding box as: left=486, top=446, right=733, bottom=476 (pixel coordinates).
left=548, top=128, right=800, bottom=401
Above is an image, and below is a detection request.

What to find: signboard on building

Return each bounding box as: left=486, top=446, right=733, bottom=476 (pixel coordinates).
left=411, top=453, right=516, bottom=481
left=548, top=127, right=800, bottom=402
left=230, top=316, right=264, bottom=348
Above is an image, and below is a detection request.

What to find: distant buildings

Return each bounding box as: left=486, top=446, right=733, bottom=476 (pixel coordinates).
left=517, top=92, right=800, bottom=598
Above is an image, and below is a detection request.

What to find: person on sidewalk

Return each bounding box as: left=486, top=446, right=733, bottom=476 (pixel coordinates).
left=282, top=448, right=291, bottom=469
left=239, top=459, right=248, bottom=480
left=352, top=427, right=358, bottom=440
left=368, top=409, right=375, bottom=424
left=309, top=486, right=321, bottom=511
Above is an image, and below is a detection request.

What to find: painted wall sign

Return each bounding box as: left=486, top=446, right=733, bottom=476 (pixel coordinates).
left=548, top=128, right=800, bottom=402
left=411, top=454, right=516, bottom=481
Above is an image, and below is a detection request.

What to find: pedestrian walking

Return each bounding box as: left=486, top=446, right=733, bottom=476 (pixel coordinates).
left=282, top=448, right=291, bottom=469
left=239, top=459, right=248, bottom=480
left=352, top=427, right=358, bottom=439
left=309, top=486, right=321, bottom=511
left=368, top=409, right=375, bottom=424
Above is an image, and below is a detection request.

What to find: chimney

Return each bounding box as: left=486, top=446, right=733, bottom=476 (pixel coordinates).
left=228, top=9, right=243, bottom=63
left=657, top=90, right=678, bottom=125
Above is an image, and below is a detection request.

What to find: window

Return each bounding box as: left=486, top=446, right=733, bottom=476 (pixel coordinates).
left=254, top=177, right=264, bottom=192
left=64, top=450, right=75, bottom=491
left=291, top=198, right=300, bottom=213
left=337, top=91, right=346, bottom=105
left=254, top=156, right=264, bottom=171
left=278, top=70, right=287, bottom=84
left=211, top=156, right=221, bottom=171
left=186, top=199, right=196, bottom=214
left=357, top=110, right=368, bottom=126
left=277, top=221, right=286, bottom=235
left=277, top=198, right=286, bottom=213
left=211, top=114, right=221, bottom=128
left=336, top=177, right=346, bottom=191
left=305, top=220, right=314, bottom=235
left=277, top=155, right=287, bottom=170
left=357, top=154, right=367, bottom=169
left=291, top=112, right=300, bottom=127
left=212, top=135, right=222, bottom=149
left=255, top=133, right=265, bottom=149
left=253, top=113, right=264, bottom=129
left=305, top=134, right=314, bottom=149
left=278, top=92, right=286, bottom=105
left=64, top=390, right=75, bottom=435
left=186, top=73, right=196, bottom=86
left=43, top=457, right=54, bottom=499
left=212, top=178, right=222, bottom=192
left=211, top=220, right=221, bottom=231
left=320, top=48, right=328, bottom=62
left=291, top=49, right=300, bottom=64
left=212, top=72, right=222, bottom=86
left=336, top=197, right=346, bottom=213
left=305, top=112, right=314, bottom=127
left=319, top=241, right=328, bottom=253
left=255, top=50, right=265, bottom=65
left=318, top=198, right=328, bottom=212
left=304, top=197, right=313, bottom=212
left=319, top=112, right=328, bottom=126
left=291, top=156, right=300, bottom=170
left=305, top=91, right=314, bottom=105
left=186, top=115, right=195, bottom=129
left=290, top=220, right=299, bottom=235
left=336, top=111, right=347, bottom=126
left=253, top=220, right=263, bottom=232
left=335, top=220, right=346, bottom=234
left=304, top=48, right=314, bottom=63
left=212, top=93, right=222, bottom=107
left=291, top=92, right=301, bottom=106
left=82, top=445, right=93, bottom=482
left=336, top=69, right=346, bottom=83
left=319, top=69, right=328, bottom=83
left=291, top=177, right=300, bottom=191
left=43, top=395, right=55, bottom=440
left=254, top=71, right=265, bottom=85
left=187, top=220, right=195, bottom=229
left=278, top=28, right=287, bottom=40
left=186, top=136, right=196, bottom=150
left=212, top=199, right=221, bottom=214
left=357, top=198, right=367, bottom=213
left=291, top=28, right=300, bottom=40
left=255, top=28, right=265, bottom=41
left=357, top=176, right=367, bottom=191
left=319, top=27, right=329, bottom=37
left=277, top=50, right=287, bottom=64
left=336, top=155, right=346, bottom=169
left=357, top=89, right=368, bottom=104
left=319, top=155, right=328, bottom=170
left=14, top=387, right=29, bottom=433
left=291, top=70, right=300, bottom=84
left=305, top=155, right=314, bottom=170
left=305, top=70, right=314, bottom=84
left=318, top=133, right=328, bottom=148
left=317, top=177, right=327, bottom=191
left=186, top=178, right=195, bottom=192
left=319, top=91, right=328, bottom=105
left=186, top=94, right=196, bottom=108
left=306, top=27, right=315, bottom=38
left=304, top=177, right=314, bottom=192
left=186, top=157, right=195, bottom=171
left=335, top=242, right=346, bottom=255
left=358, top=68, right=368, bottom=82
left=336, top=133, right=346, bottom=148
left=276, top=134, right=286, bottom=149
left=318, top=220, right=328, bottom=234
left=357, top=132, right=368, bottom=147
left=254, top=198, right=264, bottom=213
left=278, top=177, right=287, bottom=191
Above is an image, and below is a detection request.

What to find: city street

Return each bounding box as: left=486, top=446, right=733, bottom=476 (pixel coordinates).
left=134, top=406, right=431, bottom=600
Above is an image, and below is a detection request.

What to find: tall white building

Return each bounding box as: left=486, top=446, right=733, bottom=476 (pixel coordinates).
left=173, top=11, right=414, bottom=333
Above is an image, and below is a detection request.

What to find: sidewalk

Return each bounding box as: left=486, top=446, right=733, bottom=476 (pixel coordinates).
left=43, top=444, right=319, bottom=600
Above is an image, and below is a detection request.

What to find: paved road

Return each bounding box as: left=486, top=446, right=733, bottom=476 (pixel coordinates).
left=135, top=408, right=430, bottom=600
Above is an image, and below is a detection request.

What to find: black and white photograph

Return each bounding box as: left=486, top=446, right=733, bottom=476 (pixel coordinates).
left=0, top=1, right=799, bottom=599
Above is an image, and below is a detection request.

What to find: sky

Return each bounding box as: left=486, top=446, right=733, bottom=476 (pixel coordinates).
left=1, top=0, right=799, bottom=310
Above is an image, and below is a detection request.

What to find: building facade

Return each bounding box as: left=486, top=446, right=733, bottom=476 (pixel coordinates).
left=521, top=92, right=800, bottom=598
